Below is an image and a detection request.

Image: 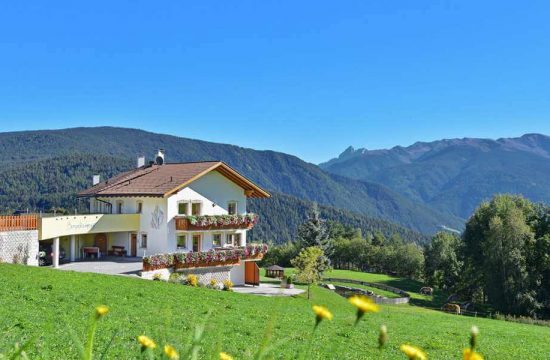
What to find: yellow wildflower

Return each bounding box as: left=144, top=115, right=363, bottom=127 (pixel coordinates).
left=220, top=352, right=234, bottom=360
left=95, top=305, right=109, bottom=318
left=348, top=295, right=379, bottom=324
left=164, top=344, right=179, bottom=360
left=463, top=348, right=483, bottom=360
left=137, top=335, right=157, bottom=350
left=186, top=274, right=198, bottom=287
left=400, top=344, right=427, bottom=360
left=312, top=305, right=333, bottom=327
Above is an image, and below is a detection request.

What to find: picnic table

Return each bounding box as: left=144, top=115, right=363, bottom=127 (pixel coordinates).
left=81, top=246, right=101, bottom=259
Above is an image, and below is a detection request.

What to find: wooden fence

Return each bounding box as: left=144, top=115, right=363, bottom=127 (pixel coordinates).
left=0, top=215, right=38, bottom=231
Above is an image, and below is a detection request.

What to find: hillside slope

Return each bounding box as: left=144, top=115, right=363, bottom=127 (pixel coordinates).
left=321, top=134, right=550, bottom=220
left=1, top=264, right=549, bottom=359
left=0, top=127, right=462, bottom=233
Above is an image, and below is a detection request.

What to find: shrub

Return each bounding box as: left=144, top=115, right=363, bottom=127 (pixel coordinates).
left=286, top=276, right=293, bottom=285
left=222, top=279, right=233, bottom=291
left=186, top=274, right=198, bottom=287
left=168, top=273, right=182, bottom=283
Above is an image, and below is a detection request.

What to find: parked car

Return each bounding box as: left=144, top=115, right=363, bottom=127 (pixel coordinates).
left=38, top=244, right=66, bottom=266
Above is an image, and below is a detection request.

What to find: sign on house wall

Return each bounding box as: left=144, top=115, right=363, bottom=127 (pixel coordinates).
left=39, top=214, right=141, bottom=240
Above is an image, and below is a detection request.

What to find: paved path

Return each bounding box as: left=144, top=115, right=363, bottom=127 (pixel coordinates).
left=232, top=283, right=305, bottom=297
left=58, top=257, right=143, bottom=277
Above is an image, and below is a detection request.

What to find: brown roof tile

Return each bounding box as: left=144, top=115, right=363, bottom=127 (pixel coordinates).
left=78, top=161, right=270, bottom=198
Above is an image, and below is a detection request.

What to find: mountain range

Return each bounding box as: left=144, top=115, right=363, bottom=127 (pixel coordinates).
left=0, top=127, right=546, bottom=243
left=320, top=133, right=550, bottom=223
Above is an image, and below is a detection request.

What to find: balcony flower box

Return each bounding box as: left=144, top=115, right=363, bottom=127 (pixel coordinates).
left=142, top=244, right=268, bottom=271
left=175, top=213, right=259, bottom=231
left=142, top=253, right=175, bottom=272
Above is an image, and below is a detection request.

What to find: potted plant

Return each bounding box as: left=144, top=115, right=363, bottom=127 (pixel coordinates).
left=281, top=275, right=294, bottom=289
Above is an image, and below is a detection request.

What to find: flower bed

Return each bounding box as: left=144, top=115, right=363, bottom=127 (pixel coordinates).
left=142, top=244, right=268, bottom=271
left=175, top=213, right=259, bottom=231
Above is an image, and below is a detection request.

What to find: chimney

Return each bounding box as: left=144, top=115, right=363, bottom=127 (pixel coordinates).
left=155, top=149, right=165, bottom=165
left=137, top=155, right=146, bottom=168
left=92, top=175, right=101, bottom=185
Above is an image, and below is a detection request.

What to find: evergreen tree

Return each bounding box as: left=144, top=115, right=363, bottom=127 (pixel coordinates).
left=297, top=203, right=330, bottom=251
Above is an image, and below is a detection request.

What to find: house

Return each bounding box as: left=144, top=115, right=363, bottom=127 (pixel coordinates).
left=0, top=150, right=270, bottom=286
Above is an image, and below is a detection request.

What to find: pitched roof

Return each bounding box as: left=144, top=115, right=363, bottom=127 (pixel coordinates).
left=77, top=161, right=270, bottom=198
left=266, top=265, right=285, bottom=271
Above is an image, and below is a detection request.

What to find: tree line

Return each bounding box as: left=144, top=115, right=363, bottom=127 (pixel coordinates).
left=263, top=195, right=550, bottom=319
left=426, top=195, right=550, bottom=318
left=261, top=203, right=425, bottom=279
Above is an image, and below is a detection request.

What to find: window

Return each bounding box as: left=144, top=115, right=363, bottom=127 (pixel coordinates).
left=191, top=202, right=202, bottom=216
left=212, top=233, right=222, bottom=247
left=116, top=201, right=124, bottom=214
left=227, top=201, right=237, bottom=215
left=136, top=201, right=143, bottom=214
left=140, top=233, right=148, bottom=248
left=225, top=233, right=242, bottom=247
left=177, top=234, right=187, bottom=249
left=225, top=233, right=234, bottom=247
left=178, top=202, right=189, bottom=215
left=192, top=235, right=201, bottom=252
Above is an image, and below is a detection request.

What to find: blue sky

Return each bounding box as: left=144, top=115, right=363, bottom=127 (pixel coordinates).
left=1, top=1, right=549, bottom=163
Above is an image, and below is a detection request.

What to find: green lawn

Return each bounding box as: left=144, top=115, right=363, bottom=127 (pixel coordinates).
left=1, top=264, right=549, bottom=359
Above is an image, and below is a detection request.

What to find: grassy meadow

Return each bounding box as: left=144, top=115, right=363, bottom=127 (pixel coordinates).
left=1, top=263, right=549, bottom=359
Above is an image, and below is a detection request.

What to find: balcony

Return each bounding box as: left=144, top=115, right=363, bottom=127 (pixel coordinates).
left=0, top=215, right=38, bottom=232
left=175, top=213, right=259, bottom=231
left=142, top=243, right=268, bottom=271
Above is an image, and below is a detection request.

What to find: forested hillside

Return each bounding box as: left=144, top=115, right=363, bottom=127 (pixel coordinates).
left=321, top=134, right=550, bottom=222
left=0, top=127, right=462, bottom=233
left=248, top=192, right=428, bottom=244
left=0, top=152, right=427, bottom=243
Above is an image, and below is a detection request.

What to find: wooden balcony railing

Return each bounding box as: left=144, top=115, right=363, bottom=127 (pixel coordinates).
left=175, top=214, right=258, bottom=231
left=0, top=215, right=38, bottom=231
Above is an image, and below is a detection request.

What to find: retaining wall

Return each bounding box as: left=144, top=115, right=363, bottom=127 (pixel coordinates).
left=0, top=230, right=39, bottom=266
left=141, top=265, right=234, bottom=285
left=323, top=277, right=410, bottom=305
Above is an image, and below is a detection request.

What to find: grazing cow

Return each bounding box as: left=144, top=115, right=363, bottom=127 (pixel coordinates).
left=419, top=287, right=433, bottom=296
left=442, top=303, right=461, bottom=315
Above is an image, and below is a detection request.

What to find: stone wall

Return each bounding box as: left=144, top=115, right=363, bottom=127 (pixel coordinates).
left=0, top=230, right=39, bottom=266
left=141, top=265, right=233, bottom=284
left=176, top=266, right=232, bottom=285
left=322, top=278, right=411, bottom=305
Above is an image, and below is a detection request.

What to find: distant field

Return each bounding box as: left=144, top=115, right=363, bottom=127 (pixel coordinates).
left=1, top=264, right=549, bottom=359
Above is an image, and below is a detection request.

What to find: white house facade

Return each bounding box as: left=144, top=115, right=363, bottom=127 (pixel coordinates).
left=0, top=151, right=270, bottom=286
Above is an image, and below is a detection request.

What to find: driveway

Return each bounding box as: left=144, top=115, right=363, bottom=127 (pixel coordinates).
left=58, top=257, right=143, bottom=277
